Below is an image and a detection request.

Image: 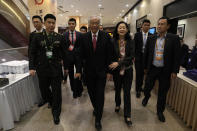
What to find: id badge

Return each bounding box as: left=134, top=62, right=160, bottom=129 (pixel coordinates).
left=120, top=69, right=125, bottom=76
left=68, top=44, right=74, bottom=51
left=46, top=51, right=53, bottom=59
left=155, top=51, right=163, bottom=61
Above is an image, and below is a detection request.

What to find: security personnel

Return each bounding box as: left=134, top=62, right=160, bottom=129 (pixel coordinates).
left=29, top=14, right=68, bottom=125
left=28, top=15, right=46, bottom=107
left=63, top=18, right=83, bottom=98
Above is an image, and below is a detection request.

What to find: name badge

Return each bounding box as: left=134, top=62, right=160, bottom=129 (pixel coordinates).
left=120, top=69, right=125, bottom=76
left=68, top=44, right=74, bottom=51
left=155, top=51, right=163, bottom=61
left=46, top=51, right=53, bottom=59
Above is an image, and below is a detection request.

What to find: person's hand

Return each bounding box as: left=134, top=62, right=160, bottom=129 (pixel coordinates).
left=64, top=69, right=69, bottom=75
left=109, top=62, right=119, bottom=70
left=133, top=58, right=135, bottom=63
left=29, top=70, right=36, bottom=76
left=171, top=73, right=177, bottom=79
left=107, top=73, right=112, bottom=81
left=144, top=69, right=147, bottom=74
left=74, top=73, right=81, bottom=80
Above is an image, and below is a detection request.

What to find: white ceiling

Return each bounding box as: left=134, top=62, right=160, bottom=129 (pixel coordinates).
left=57, top=0, right=138, bottom=26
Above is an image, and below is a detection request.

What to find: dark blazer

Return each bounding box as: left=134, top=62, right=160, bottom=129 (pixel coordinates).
left=111, top=38, right=135, bottom=74
left=62, top=31, right=81, bottom=63
left=29, top=30, right=68, bottom=77
left=134, top=32, right=152, bottom=61
left=144, top=33, right=181, bottom=74
left=29, top=30, right=36, bottom=43
left=78, top=31, right=113, bottom=77
left=28, top=29, right=45, bottom=57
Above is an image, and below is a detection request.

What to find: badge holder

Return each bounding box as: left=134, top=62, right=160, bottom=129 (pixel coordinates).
left=46, top=51, right=53, bottom=59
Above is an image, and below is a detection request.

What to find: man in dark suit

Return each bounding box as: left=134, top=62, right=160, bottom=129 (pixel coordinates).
left=29, top=15, right=44, bottom=43
left=29, top=14, right=68, bottom=125
left=28, top=15, right=46, bottom=107
left=142, top=16, right=181, bottom=122
left=180, top=38, right=189, bottom=68
left=75, top=16, right=113, bottom=130
left=134, top=19, right=151, bottom=98
left=63, top=18, right=83, bottom=98
left=80, top=26, right=88, bottom=33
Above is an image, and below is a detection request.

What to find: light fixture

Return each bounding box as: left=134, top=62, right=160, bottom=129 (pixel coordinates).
left=119, top=13, right=122, bottom=16
left=70, top=5, right=74, bottom=8
left=98, top=4, right=102, bottom=7
left=134, top=9, right=137, bottom=13
left=126, top=4, right=129, bottom=7
left=1, top=59, right=6, bottom=62
left=122, top=10, right=125, bottom=13
left=76, top=10, right=79, bottom=13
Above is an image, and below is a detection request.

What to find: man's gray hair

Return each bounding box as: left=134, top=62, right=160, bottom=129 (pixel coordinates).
left=88, top=15, right=101, bottom=24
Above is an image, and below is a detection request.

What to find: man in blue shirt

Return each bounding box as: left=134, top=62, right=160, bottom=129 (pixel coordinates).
left=142, top=16, right=181, bottom=122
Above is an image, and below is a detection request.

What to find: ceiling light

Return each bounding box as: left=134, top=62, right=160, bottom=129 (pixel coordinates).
left=70, top=5, right=74, bottom=8
left=122, top=10, right=125, bottom=13
left=141, top=3, right=145, bottom=8
left=126, top=4, right=129, bottom=7
left=119, top=14, right=122, bottom=16
left=76, top=10, right=79, bottom=13
left=1, top=59, right=6, bottom=62
left=98, top=4, right=102, bottom=7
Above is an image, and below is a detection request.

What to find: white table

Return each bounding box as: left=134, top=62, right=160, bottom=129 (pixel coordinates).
left=154, top=69, right=197, bottom=131
left=0, top=73, right=41, bottom=130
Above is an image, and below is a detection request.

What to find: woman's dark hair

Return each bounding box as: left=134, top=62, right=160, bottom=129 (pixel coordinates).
left=113, top=21, right=131, bottom=40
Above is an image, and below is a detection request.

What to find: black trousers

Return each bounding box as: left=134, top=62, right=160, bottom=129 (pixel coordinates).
left=113, top=69, right=133, bottom=117
left=68, top=63, right=83, bottom=95
left=86, top=75, right=106, bottom=122
left=68, top=63, right=75, bottom=91
left=38, top=75, right=62, bottom=117
left=144, top=65, right=171, bottom=113
left=135, top=57, right=144, bottom=92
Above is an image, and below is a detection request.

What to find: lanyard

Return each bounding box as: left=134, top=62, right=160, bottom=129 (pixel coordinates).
left=69, top=31, right=76, bottom=45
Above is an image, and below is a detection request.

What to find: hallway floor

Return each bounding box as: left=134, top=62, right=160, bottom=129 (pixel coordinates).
left=10, top=81, right=191, bottom=131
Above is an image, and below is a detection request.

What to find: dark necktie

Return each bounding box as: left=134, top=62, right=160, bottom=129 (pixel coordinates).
left=92, top=34, right=97, bottom=51
left=71, top=32, right=74, bottom=44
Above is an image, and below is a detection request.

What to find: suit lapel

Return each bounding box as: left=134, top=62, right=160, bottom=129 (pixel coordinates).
left=151, top=35, right=157, bottom=55
left=164, top=33, right=169, bottom=57
left=96, top=31, right=101, bottom=46
left=140, top=32, right=143, bottom=47
left=114, top=39, right=120, bottom=57
left=87, top=31, right=94, bottom=53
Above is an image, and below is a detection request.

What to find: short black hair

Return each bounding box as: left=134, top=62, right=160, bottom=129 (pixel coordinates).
left=113, top=21, right=131, bottom=40
left=32, top=15, right=43, bottom=23
left=80, top=26, right=87, bottom=32
left=68, top=18, right=76, bottom=24
left=142, top=19, right=151, bottom=24
left=159, top=16, right=170, bottom=25
left=44, top=14, right=56, bottom=21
